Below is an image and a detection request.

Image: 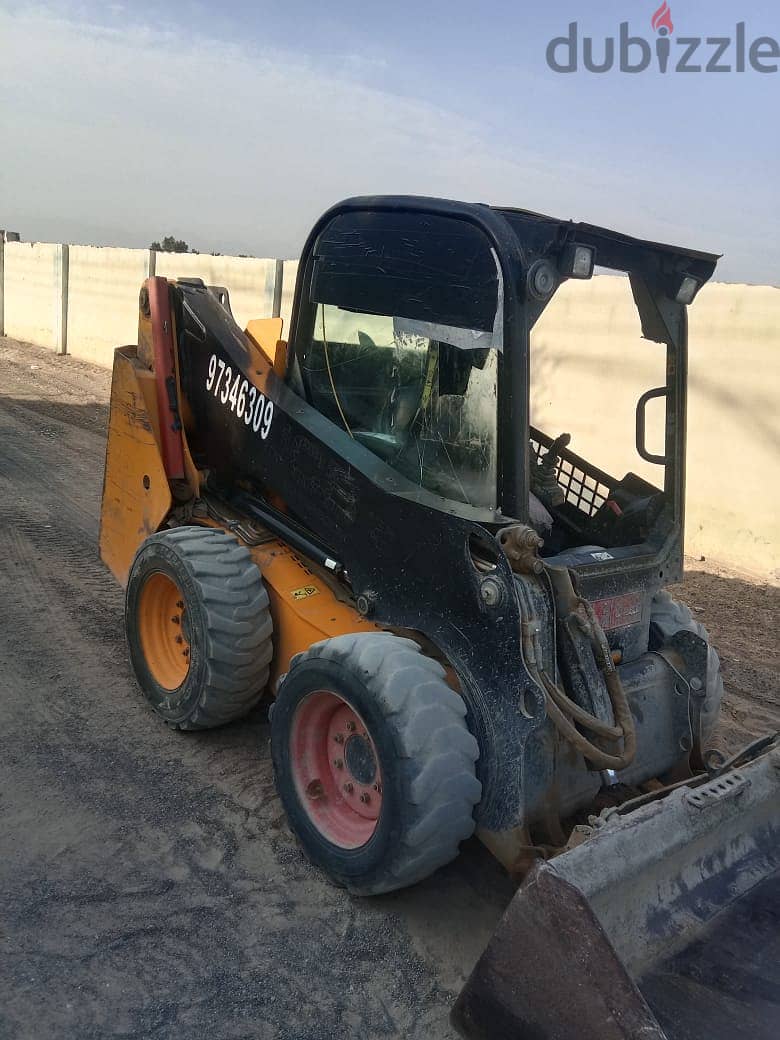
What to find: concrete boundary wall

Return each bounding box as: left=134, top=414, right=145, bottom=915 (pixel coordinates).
left=686, top=283, right=779, bottom=580
left=66, top=246, right=151, bottom=365
left=3, top=241, right=62, bottom=349
left=154, top=252, right=278, bottom=333
left=0, top=241, right=777, bottom=581
left=531, top=277, right=780, bottom=583
left=0, top=243, right=282, bottom=367
left=0, top=240, right=5, bottom=336
left=280, top=259, right=300, bottom=337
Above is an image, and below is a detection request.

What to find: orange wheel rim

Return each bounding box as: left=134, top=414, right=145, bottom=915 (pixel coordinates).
left=138, top=572, right=190, bottom=690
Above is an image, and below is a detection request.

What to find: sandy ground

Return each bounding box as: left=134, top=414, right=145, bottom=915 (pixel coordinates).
left=0, top=336, right=777, bottom=1040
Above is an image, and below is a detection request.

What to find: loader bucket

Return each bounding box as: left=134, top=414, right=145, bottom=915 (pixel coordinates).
left=453, top=738, right=780, bottom=1040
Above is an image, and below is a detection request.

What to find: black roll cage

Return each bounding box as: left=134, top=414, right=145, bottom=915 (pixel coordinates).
left=286, top=195, right=719, bottom=532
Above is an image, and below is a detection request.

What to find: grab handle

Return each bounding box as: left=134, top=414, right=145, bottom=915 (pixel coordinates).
left=636, top=387, right=667, bottom=464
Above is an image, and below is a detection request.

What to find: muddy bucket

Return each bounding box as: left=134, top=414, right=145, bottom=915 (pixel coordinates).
left=453, top=737, right=780, bottom=1040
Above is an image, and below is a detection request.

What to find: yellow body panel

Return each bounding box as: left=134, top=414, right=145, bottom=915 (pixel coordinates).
left=99, top=346, right=172, bottom=585
left=194, top=519, right=378, bottom=684
left=101, top=297, right=375, bottom=683
left=247, top=539, right=379, bottom=687
left=245, top=318, right=284, bottom=367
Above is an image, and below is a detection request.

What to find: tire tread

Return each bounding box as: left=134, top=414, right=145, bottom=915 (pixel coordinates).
left=280, top=632, right=480, bottom=894
left=650, top=590, right=724, bottom=743
left=128, top=527, right=273, bottom=730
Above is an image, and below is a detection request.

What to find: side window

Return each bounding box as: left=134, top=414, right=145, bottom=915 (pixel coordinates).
left=294, top=211, right=502, bottom=513
left=304, top=305, right=425, bottom=435
left=530, top=273, right=667, bottom=491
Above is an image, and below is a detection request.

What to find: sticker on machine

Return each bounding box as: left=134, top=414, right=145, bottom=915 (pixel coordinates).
left=205, top=353, right=274, bottom=439
left=590, top=551, right=614, bottom=561
left=291, top=585, right=319, bottom=600
left=592, top=593, right=642, bottom=631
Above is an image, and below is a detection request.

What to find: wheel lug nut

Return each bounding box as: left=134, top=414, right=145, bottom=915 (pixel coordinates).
left=171, top=615, right=180, bottom=624
left=333, top=758, right=343, bottom=769
left=373, top=783, right=380, bottom=792
left=176, top=600, right=184, bottom=609
left=175, top=635, right=184, bottom=644
left=360, top=793, right=370, bottom=804
left=333, top=733, right=344, bottom=744
left=346, top=720, right=356, bottom=732
left=182, top=648, right=190, bottom=657
left=343, top=783, right=353, bottom=794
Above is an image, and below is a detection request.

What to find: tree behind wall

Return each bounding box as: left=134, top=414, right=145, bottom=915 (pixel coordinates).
left=150, top=236, right=189, bottom=253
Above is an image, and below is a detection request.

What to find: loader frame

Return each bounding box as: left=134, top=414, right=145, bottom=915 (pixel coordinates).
left=101, top=197, right=721, bottom=837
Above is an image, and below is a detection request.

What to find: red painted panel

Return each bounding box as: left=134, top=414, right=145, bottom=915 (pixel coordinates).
left=146, top=277, right=185, bottom=480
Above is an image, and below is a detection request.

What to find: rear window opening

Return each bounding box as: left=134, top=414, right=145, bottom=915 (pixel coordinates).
left=529, top=273, right=670, bottom=558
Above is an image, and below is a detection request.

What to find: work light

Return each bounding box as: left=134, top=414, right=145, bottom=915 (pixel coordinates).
left=675, top=275, right=701, bottom=305
left=559, top=242, right=595, bottom=279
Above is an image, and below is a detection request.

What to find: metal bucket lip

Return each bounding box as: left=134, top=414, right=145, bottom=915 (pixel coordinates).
left=452, top=736, right=780, bottom=1040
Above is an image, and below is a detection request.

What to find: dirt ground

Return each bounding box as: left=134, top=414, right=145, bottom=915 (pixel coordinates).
left=1, top=337, right=777, bottom=1040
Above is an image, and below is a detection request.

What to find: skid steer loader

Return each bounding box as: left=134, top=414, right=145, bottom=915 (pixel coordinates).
left=99, top=196, right=779, bottom=1039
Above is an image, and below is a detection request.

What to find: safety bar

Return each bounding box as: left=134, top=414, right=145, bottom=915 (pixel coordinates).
left=635, top=387, right=667, bottom=465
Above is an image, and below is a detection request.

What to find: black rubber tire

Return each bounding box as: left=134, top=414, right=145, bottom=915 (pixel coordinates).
left=271, top=632, right=481, bottom=895
left=649, top=590, right=724, bottom=744
left=125, top=526, right=273, bottom=729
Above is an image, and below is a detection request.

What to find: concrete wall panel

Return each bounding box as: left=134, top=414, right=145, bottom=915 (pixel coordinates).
left=531, top=275, right=667, bottom=489
left=279, top=259, right=299, bottom=339
left=532, top=276, right=780, bottom=581
left=66, top=246, right=150, bottom=366
left=686, top=283, right=780, bottom=580
left=3, top=242, right=60, bottom=349
left=153, top=253, right=277, bottom=331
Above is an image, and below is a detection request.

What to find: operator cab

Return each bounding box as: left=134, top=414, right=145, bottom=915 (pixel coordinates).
left=287, top=197, right=718, bottom=575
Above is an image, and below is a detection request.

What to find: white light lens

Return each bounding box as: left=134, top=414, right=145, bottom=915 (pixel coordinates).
left=676, top=275, right=700, bottom=305
left=571, top=245, right=594, bottom=278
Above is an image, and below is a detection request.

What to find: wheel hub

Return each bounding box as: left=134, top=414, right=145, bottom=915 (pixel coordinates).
left=344, top=734, right=376, bottom=786
left=290, top=691, right=383, bottom=849
left=137, top=572, right=190, bottom=690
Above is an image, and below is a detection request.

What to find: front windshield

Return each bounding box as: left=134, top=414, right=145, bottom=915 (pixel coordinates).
left=298, top=302, right=498, bottom=511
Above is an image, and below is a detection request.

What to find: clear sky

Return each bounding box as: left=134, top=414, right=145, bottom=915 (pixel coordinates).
left=1, top=0, right=778, bottom=283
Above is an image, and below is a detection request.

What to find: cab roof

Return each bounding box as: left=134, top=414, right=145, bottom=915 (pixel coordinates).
left=331, top=195, right=720, bottom=286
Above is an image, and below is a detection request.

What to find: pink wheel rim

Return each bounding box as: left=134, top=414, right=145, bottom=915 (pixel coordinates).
left=290, top=691, right=383, bottom=849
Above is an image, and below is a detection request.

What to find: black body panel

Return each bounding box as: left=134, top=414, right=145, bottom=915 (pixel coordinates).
left=177, top=283, right=547, bottom=829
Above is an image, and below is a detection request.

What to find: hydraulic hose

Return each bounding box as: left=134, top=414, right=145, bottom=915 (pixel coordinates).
left=540, top=670, right=622, bottom=742
left=527, top=565, right=637, bottom=771
left=544, top=685, right=636, bottom=772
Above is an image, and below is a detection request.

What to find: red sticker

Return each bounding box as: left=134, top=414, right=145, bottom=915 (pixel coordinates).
left=592, top=593, right=643, bottom=630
